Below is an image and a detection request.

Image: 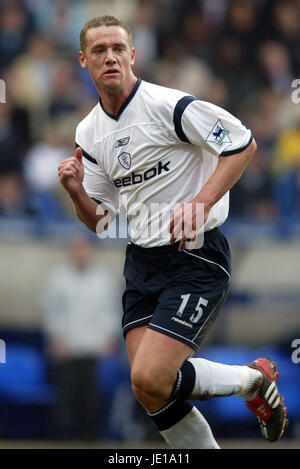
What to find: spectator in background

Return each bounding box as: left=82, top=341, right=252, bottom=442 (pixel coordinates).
left=270, top=0, right=300, bottom=74
left=271, top=116, right=300, bottom=220
left=257, top=41, right=294, bottom=96
left=200, top=0, right=229, bottom=33
left=130, top=0, right=158, bottom=80
left=23, top=122, right=71, bottom=193
left=0, top=0, right=34, bottom=72
left=40, top=235, right=120, bottom=440
left=0, top=79, right=33, bottom=215
left=25, top=0, right=138, bottom=52
left=9, top=33, right=55, bottom=139
left=25, top=0, right=86, bottom=54
left=0, top=171, right=28, bottom=216
left=236, top=88, right=281, bottom=219
left=209, top=0, right=261, bottom=114
left=181, top=7, right=210, bottom=57
left=48, top=58, right=82, bottom=120
left=0, top=88, right=30, bottom=174
left=222, top=0, right=260, bottom=64
left=23, top=119, right=75, bottom=219
left=152, top=35, right=213, bottom=99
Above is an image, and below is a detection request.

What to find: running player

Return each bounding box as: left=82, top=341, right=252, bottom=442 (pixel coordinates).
left=58, top=16, right=288, bottom=448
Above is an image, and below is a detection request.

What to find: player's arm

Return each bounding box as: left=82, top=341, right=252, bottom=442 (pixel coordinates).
left=170, top=138, right=257, bottom=251
left=194, top=138, right=257, bottom=218
left=58, top=147, right=109, bottom=233
left=167, top=96, right=258, bottom=250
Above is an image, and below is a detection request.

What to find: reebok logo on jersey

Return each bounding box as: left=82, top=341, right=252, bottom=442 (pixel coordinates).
left=114, top=160, right=170, bottom=188
left=115, top=137, right=130, bottom=148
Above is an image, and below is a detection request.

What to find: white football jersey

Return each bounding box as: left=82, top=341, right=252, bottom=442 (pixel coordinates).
left=75, top=79, right=252, bottom=247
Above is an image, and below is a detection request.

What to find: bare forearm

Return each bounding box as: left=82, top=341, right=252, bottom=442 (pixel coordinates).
left=169, top=139, right=257, bottom=250
left=194, top=139, right=257, bottom=209
left=71, top=185, right=104, bottom=232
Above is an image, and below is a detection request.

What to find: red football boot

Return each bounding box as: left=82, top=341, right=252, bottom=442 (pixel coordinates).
left=245, top=358, right=288, bottom=442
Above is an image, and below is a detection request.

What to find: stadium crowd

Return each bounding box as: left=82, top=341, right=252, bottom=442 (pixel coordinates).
left=0, top=0, right=299, bottom=223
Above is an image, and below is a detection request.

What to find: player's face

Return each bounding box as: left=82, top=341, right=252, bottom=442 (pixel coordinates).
left=79, top=26, right=135, bottom=92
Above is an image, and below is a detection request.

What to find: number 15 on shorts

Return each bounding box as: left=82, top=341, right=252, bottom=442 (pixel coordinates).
left=176, top=293, right=208, bottom=324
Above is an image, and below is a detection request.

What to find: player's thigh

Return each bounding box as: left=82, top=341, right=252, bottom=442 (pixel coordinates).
left=130, top=326, right=194, bottom=395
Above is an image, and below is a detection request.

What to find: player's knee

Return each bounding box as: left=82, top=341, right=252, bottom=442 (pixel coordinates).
left=131, top=367, right=160, bottom=399
left=131, top=365, right=172, bottom=403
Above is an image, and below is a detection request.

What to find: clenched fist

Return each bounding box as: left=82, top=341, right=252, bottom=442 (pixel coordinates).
left=58, top=147, right=84, bottom=197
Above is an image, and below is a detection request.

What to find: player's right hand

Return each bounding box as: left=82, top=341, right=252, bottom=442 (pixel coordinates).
left=58, top=147, right=84, bottom=197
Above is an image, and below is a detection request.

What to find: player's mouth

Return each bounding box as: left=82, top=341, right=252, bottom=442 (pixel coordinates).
left=103, top=68, right=120, bottom=76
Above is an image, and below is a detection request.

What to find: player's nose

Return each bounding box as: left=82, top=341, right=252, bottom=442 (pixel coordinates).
left=105, top=48, right=117, bottom=63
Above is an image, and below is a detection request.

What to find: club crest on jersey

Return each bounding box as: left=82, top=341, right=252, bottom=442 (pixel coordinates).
left=118, top=151, right=131, bottom=170
left=206, top=120, right=231, bottom=146
left=115, top=137, right=130, bottom=148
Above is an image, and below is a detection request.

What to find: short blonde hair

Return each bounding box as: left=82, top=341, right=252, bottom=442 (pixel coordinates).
left=80, top=15, right=132, bottom=53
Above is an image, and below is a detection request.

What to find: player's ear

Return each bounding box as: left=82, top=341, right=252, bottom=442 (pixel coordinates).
left=78, top=50, right=88, bottom=69
left=130, top=47, right=135, bottom=67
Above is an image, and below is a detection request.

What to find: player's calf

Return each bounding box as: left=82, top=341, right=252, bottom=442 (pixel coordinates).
left=131, top=363, right=220, bottom=449
left=176, top=358, right=262, bottom=401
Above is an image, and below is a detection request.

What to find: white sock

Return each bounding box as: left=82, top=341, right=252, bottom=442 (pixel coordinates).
left=234, top=365, right=263, bottom=401
left=188, top=357, right=262, bottom=400
left=160, top=406, right=220, bottom=449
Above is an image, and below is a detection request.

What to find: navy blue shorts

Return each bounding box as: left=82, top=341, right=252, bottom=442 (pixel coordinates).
left=122, top=228, right=231, bottom=351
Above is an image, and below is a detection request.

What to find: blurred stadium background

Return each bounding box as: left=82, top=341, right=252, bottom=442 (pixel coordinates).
left=0, top=0, right=300, bottom=449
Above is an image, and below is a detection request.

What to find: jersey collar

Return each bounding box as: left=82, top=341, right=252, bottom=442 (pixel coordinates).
left=98, top=78, right=142, bottom=121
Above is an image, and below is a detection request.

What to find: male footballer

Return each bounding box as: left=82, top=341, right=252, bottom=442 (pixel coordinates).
left=58, top=16, right=287, bottom=448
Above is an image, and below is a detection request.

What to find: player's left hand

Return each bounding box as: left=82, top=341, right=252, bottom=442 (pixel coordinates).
left=169, top=200, right=209, bottom=251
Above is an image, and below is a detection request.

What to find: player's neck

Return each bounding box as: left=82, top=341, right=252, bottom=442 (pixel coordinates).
left=98, top=75, right=137, bottom=117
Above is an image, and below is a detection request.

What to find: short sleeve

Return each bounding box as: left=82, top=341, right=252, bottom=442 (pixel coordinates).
left=176, top=98, right=253, bottom=157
